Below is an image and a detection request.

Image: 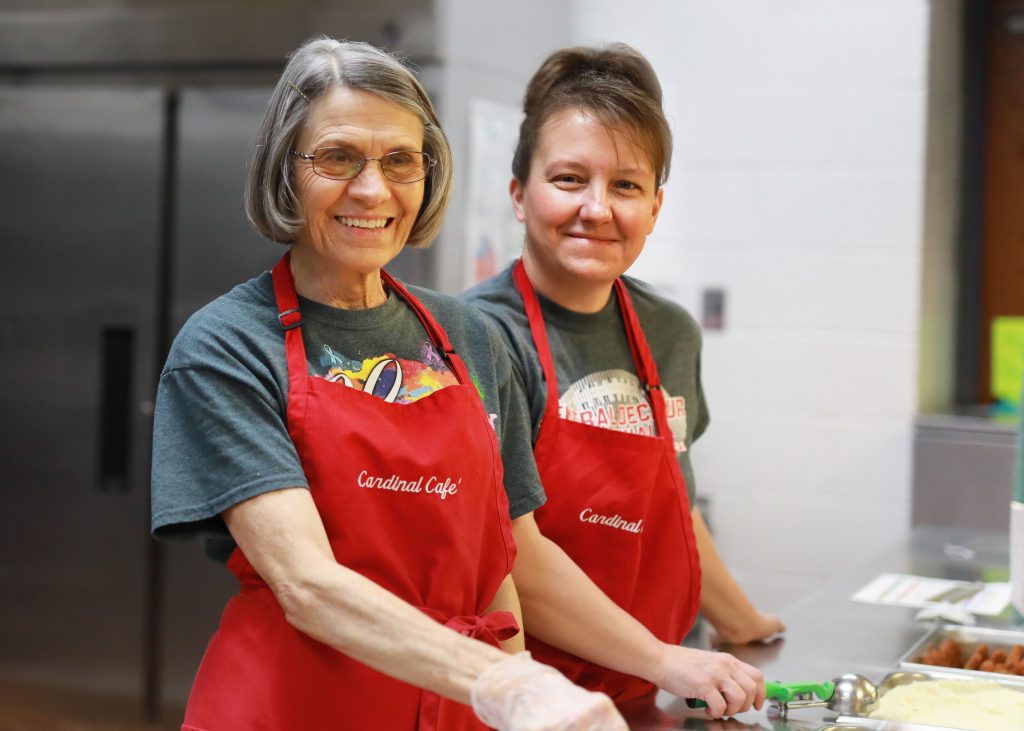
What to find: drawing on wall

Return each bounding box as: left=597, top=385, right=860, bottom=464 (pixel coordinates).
left=464, top=99, right=524, bottom=288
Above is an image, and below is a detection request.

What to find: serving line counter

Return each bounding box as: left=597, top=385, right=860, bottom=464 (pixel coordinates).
left=620, top=525, right=1022, bottom=730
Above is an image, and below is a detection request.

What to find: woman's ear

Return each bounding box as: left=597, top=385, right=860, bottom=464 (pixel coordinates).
left=509, top=178, right=527, bottom=223
left=648, top=186, right=664, bottom=235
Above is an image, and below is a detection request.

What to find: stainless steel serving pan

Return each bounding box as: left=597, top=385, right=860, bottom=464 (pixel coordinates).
left=822, top=723, right=981, bottom=731
left=820, top=723, right=969, bottom=731
left=832, top=667, right=1024, bottom=731
left=897, top=623, right=1024, bottom=685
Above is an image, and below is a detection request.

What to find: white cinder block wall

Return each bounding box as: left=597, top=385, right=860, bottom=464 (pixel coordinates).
left=572, top=0, right=929, bottom=600
left=433, top=0, right=571, bottom=295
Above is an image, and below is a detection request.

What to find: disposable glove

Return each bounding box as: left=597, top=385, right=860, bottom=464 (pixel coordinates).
left=471, top=651, right=628, bottom=731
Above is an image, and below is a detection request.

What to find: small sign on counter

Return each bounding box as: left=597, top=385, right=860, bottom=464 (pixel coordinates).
left=852, top=573, right=1012, bottom=616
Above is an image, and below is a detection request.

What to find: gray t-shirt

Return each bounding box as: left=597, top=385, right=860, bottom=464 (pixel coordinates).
left=151, top=270, right=545, bottom=563
left=462, top=265, right=709, bottom=504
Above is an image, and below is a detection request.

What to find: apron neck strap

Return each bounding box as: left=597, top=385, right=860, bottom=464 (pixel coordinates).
left=611, top=278, right=673, bottom=447
left=512, top=259, right=562, bottom=421
left=271, top=253, right=472, bottom=386
left=271, top=254, right=309, bottom=389
left=271, top=252, right=300, bottom=317
left=512, top=258, right=673, bottom=443
left=379, top=269, right=473, bottom=385
left=612, top=278, right=661, bottom=391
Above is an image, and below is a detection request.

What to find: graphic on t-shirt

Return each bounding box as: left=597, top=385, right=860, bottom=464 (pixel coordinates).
left=316, top=342, right=459, bottom=404
left=559, top=369, right=688, bottom=453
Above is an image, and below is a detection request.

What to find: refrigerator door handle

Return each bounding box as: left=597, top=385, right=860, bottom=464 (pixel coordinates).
left=97, top=326, right=134, bottom=492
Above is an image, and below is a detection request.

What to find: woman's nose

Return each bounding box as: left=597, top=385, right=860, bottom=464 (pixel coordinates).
left=579, top=187, right=612, bottom=222
left=346, top=161, right=391, bottom=204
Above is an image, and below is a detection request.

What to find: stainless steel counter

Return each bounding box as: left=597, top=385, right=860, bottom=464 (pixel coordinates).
left=622, top=525, right=1022, bottom=730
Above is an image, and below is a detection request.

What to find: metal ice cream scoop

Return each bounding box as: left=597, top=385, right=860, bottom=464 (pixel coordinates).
left=825, top=673, right=878, bottom=715
left=826, top=671, right=934, bottom=716
left=686, top=671, right=932, bottom=718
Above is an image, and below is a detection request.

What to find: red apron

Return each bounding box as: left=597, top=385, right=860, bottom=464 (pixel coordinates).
left=512, top=259, right=701, bottom=704
left=182, top=254, right=519, bottom=731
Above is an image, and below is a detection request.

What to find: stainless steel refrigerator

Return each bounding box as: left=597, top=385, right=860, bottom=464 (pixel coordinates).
left=0, top=82, right=434, bottom=722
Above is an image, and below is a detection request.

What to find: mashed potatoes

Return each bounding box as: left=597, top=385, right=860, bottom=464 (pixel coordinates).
left=869, top=679, right=1024, bottom=731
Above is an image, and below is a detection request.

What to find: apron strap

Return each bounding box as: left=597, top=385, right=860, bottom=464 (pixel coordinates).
left=271, top=254, right=311, bottom=403
left=416, top=608, right=520, bottom=731
left=270, top=254, right=472, bottom=387
left=380, top=270, right=474, bottom=386
left=612, top=279, right=675, bottom=449
left=418, top=607, right=520, bottom=644
left=511, top=259, right=563, bottom=428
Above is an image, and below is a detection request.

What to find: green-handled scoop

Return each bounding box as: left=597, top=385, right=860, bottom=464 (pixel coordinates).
left=686, top=673, right=923, bottom=718
left=686, top=680, right=836, bottom=710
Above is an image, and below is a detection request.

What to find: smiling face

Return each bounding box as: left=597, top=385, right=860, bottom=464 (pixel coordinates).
left=292, top=85, right=425, bottom=276
left=512, top=107, right=663, bottom=308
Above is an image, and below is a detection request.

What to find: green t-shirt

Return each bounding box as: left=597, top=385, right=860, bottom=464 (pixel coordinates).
left=462, top=265, right=710, bottom=504
left=151, top=270, right=545, bottom=562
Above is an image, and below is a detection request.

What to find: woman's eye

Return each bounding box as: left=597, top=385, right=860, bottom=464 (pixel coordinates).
left=551, top=174, right=582, bottom=185
left=616, top=180, right=642, bottom=192
left=315, top=148, right=360, bottom=166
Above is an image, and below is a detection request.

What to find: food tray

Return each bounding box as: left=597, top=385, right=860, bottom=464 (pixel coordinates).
left=830, top=720, right=978, bottom=731
left=828, top=723, right=966, bottom=731
left=835, top=668, right=1024, bottom=731
left=897, top=623, right=1024, bottom=684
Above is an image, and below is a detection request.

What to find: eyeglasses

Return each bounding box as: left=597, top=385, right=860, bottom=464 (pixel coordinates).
left=291, top=147, right=435, bottom=184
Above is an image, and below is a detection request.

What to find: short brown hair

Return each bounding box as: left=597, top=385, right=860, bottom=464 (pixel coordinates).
left=245, top=36, right=452, bottom=249
left=512, top=43, right=672, bottom=188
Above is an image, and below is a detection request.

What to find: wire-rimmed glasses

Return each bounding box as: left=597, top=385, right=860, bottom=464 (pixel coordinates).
left=291, top=147, right=435, bottom=184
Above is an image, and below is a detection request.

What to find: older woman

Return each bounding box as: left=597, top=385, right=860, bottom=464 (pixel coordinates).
left=151, top=37, right=625, bottom=731
left=464, top=44, right=783, bottom=717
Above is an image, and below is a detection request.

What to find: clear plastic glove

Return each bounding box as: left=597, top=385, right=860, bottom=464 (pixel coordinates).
left=654, top=644, right=765, bottom=718
left=471, top=651, right=627, bottom=731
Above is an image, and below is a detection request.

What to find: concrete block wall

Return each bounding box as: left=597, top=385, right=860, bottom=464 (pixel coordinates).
left=572, top=0, right=929, bottom=601
left=432, top=0, right=571, bottom=295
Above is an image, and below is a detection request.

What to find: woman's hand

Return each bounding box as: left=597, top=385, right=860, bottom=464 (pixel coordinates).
left=712, top=610, right=785, bottom=646
left=471, top=652, right=627, bottom=731
left=653, top=645, right=765, bottom=718
left=691, top=509, right=786, bottom=648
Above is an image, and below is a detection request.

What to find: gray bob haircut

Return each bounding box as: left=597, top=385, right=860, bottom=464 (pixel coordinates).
left=245, top=36, right=452, bottom=249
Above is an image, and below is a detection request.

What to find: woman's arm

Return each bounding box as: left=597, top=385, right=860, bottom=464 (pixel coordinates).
left=510, top=513, right=662, bottom=675
left=511, top=512, right=765, bottom=718
left=691, top=509, right=786, bottom=645
left=224, top=486, right=505, bottom=702
left=224, top=486, right=625, bottom=729
left=486, top=574, right=525, bottom=653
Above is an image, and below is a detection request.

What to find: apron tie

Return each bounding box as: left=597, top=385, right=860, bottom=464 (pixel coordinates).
left=417, top=608, right=520, bottom=731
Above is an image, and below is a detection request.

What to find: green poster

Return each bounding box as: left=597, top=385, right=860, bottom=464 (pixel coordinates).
left=992, top=317, right=1024, bottom=407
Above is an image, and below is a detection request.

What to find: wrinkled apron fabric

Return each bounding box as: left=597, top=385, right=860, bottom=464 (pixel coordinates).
left=512, top=259, right=700, bottom=705
left=182, top=254, right=518, bottom=731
